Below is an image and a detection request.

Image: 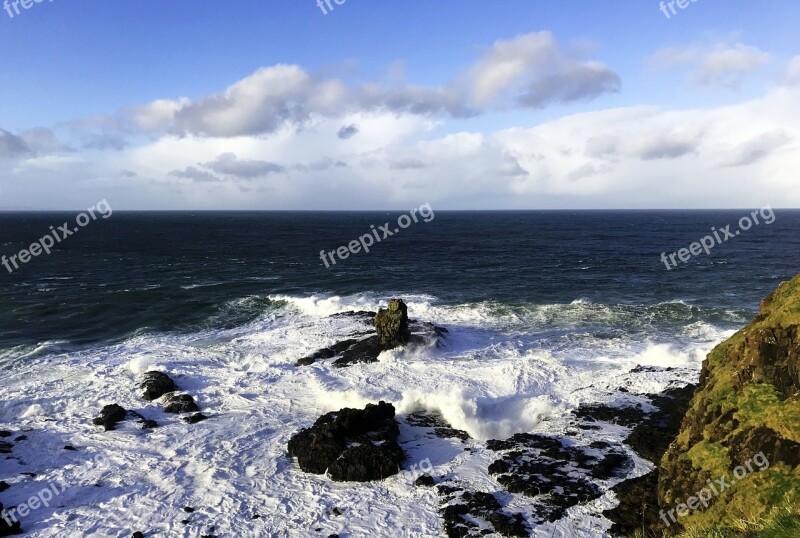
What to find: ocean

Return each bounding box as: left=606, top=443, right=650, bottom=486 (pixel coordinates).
left=0, top=210, right=798, bottom=537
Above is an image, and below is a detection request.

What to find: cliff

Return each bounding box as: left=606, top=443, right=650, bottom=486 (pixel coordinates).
left=658, top=275, right=800, bottom=533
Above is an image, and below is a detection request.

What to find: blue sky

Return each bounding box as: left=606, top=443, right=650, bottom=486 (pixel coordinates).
left=1, top=0, right=799, bottom=209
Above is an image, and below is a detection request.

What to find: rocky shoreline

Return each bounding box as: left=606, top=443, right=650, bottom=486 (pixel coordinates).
left=4, top=286, right=797, bottom=537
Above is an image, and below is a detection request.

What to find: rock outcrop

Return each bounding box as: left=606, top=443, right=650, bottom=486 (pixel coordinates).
left=138, top=371, right=177, bottom=401
left=658, top=275, right=800, bottom=532
left=296, top=299, right=447, bottom=367
left=287, top=401, right=405, bottom=482
left=374, top=299, right=410, bottom=348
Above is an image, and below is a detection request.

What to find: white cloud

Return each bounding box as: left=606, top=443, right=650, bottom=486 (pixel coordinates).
left=651, top=40, right=771, bottom=88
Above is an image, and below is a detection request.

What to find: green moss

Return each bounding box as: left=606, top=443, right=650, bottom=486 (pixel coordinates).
left=686, top=441, right=731, bottom=479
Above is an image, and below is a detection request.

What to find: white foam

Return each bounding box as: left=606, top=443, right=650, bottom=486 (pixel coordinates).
left=0, top=292, right=737, bottom=537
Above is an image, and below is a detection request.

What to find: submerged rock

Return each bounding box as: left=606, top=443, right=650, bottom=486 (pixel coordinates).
left=92, top=404, right=127, bottom=431
left=374, top=299, right=410, bottom=348
left=139, top=371, right=177, bottom=401
left=287, top=401, right=405, bottom=482
left=437, top=484, right=528, bottom=538
left=163, top=393, right=200, bottom=414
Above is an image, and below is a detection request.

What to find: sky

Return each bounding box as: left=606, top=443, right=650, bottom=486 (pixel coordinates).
left=0, top=0, right=799, bottom=210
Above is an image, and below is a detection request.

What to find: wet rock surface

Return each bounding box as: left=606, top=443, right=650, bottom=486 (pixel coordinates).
left=374, top=299, right=410, bottom=348
left=92, top=404, right=128, bottom=431
left=163, top=393, right=200, bottom=414
left=287, top=401, right=405, bottom=482
left=296, top=300, right=448, bottom=367
left=487, top=433, right=632, bottom=523
left=437, top=483, right=528, bottom=537
left=592, top=383, right=697, bottom=536
left=405, top=411, right=470, bottom=441
left=139, top=371, right=178, bottom=401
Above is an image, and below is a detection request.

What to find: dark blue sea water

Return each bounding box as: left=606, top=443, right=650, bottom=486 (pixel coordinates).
left=0, top=210, right=797, bottom=353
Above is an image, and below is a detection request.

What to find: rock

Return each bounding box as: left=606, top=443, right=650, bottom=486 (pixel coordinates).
left=139, top=371, right=177, bottom=401
left=658, top=274, right=800, bottom=530
left=0, top=442, right=11, bottom=455
left=287, top=401, right=405, bottom=482
left=184, top=413, right=208, bottom=424
left=163, top=393, right=199, bottom=414
left=63, top=445, right=76, bottom=451
left=296, top=339, right=359, bottom=366
left=374, top=299, right=410, bottom=348
left=132, top=533, right=144, bottom=538
left=0, top=432, right=10, bottom=438
left=486, top=433, right=627, bottom=523
left=0, top=482, right=8, bottom=493
left=437, top=485, right=528, bottom=537
left=92, top=404, right=127, bottom=431
left=183, top=507, right=195, bottom=513
left=603, top=471, right=662, bottom=537
left=0, top=502, right=22, bottom=536
left=333, top=336, right=383, bottom=367
left=405, top=411, right=470, bottom=441
left=415, top=474, right=436, bottom=487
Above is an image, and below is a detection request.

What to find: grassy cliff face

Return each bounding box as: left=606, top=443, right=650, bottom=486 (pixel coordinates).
left=659, top=275, right=800, bottom=534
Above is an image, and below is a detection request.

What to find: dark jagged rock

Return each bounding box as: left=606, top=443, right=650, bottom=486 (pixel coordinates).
left=0, top=432, right=10, bottom=438
left=131, top=533, right=144, bottom=538
left=296, top=339, right=359, bottom=366
left=438, top=485, right=528, bottom=537
left=138, top=371, right=177, bottom=401
left=405, top=411, right=471, bottom=441
left=0, top=442, right=11, bottom=455
left=128, top=410, right=158, bottom=430
left=184, top=413, right=209, bottom=424
left=415, top=474, right=436, bottom=487
left=592, top=384, right=696, bottom=536
left=92, top=404, right=127, bottom=431
left=604, top=471, right=662, bottom=537
left=487, top=433, right=632, bottom=523
left=333, top=336, right=383, bottom=367
left=0, top=482, right=8, bottom=493
left=0, top=502, right=22, bottom=536
left=296, top=301, right=447, bottom=367
left=287, top=401, right=405, bottom=482
left=64, top=445, right=76, bottom=451
left=624, top=384, right=697, bottom=464
left=573, top=402, right=647, bottom=428
left=163, top=393, right=199, bottom=414
left=374, top=299, right=410, bottom=348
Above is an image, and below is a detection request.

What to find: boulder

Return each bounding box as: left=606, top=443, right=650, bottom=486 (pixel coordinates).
left=374, top=299, right=410, bottom=348
left=92, top=404, right=127, bottom=431
left=287, top=401, right=405, bottom=482
left=163, top=393, right=199, bottom=414
left=139, top=371, right=177, bottom=401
